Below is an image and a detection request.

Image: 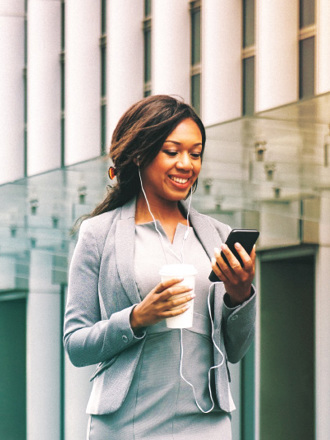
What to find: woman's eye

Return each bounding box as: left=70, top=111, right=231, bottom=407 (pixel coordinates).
left=164, top=150, right=178, bottom=157
left=191, top=152, right=202, bottom=159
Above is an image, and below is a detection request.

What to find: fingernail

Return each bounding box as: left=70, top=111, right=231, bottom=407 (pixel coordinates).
left=214, top=247, right=220, bottom=255
left=211, top=257, right=216, bottom=265
left=221, top=244, right=227, bottom=251
left=235, top=242, right=241, bottom=249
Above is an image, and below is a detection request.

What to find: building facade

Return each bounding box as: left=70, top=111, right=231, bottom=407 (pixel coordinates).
left=0, top=1, right=329, bottom=439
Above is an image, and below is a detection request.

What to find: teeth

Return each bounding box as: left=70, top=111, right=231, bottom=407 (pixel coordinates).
left=170, top=176, right=189, bottom=184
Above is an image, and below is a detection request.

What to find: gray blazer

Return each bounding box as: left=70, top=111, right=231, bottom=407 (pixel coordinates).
left=63, top=198, right=256, bottom=415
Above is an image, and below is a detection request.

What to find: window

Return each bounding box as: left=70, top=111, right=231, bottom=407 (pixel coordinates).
left=242, top=56, right=255, bottom=116
left=100, top=0, right=107, bottom=154
left=299, top=0, right=315, bottom=28
left=242, top=0, right=255, bottom=116
left=190, top=0, right=201, bottom=115
left=143, top=0, right=152, bottom=97
left=299, top=0, right=315, bottom=99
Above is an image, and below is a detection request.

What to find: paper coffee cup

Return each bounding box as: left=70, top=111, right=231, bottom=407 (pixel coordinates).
left=159, top=264, right=197, bottom=329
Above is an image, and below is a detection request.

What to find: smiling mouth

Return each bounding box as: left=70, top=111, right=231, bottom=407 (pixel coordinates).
left=169, top=176, right=190, bottom=184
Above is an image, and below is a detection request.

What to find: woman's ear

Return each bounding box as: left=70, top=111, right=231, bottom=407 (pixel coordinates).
left=133, top=155, right=140, bottom=166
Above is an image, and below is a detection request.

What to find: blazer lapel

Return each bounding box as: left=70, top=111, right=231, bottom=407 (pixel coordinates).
left=115, top=198, right=141, bottom=305
left=185, top=203, right=227, bottom=330
left=185, top=205, right=221, bottom=260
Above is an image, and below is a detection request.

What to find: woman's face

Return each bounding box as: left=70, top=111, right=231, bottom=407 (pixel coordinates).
left=140, top=118, right=203, bottom=204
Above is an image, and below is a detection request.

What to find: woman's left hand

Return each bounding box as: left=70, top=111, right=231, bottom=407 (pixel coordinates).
left=211, top=243, right=256, bottom=307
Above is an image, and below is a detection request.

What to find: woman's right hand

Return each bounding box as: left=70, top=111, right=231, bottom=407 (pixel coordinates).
left=130, top=278, right=195, bottom=330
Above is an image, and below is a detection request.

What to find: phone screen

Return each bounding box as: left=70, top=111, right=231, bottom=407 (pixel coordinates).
left=209, top=229, right=259, bottom=282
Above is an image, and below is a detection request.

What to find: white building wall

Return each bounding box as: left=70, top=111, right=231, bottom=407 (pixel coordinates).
left=107, top=0, right=144, bottom=141
left=0, top=1, right=25, bottom=184
left=152, top=0, right=190, bottom=103
left=202, top=0, right=242, bottom=125
left=315, top=191, right=330, bottom=440
left=27, top=0, right=61, bottom=176
left=316, top=0, right=330, bottom=94
left=255, top=0, right=299, bottom=112
left=65, top=0, right=101, bottom=165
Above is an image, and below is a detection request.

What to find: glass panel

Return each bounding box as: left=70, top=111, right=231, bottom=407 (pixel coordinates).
left=1, top=94, right=330, bottom=290
left=101, top=104, right=107, bottom=155
left=243, top=56, right=255, bottom=116
left=299, top=0, right=315, bottom=28
left=299, top=37, right=315, bottom=99
left=61, top=61, right=65, bottom=111
left=145, top=0, right=151, bottom=17
left=61, top=0, right=65, bottom=49
left=24, top=3, right=27, bottom=64
left=101, top=46, right=107, bottom=96
left=243, top=0, right=255, bottom=48
left=144, top=28, right=151, bottom=83
left=61, top=116, right=65, bottom=167
left=191, top=73, right=201, bottom=116
left=101, top=0, right=107, bottom=33
left=144, top=88, right=151, bottom=98
left=191, top=8, right=201, bottom=65
left=24, top=72, right=27, bottom=177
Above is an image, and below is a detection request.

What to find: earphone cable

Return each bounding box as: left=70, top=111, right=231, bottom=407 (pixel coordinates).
left=138, top=166, right=225, bottom=413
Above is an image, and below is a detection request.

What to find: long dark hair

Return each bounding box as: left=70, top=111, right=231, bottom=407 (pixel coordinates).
left=90, top=95, right=206, bottom=217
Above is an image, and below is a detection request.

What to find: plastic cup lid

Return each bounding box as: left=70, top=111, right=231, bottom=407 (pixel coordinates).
left=159, top=264, right=197, bottom=277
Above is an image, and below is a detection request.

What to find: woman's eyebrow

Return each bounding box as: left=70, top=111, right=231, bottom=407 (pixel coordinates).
left=163, top=140, right=202, bottom=147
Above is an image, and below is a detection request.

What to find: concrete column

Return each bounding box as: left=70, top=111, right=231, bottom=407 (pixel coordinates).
left=65, top=353, right=94, bottom=440
left=310, top=190, right=330, bottom=440
left=26, top=249, right=61, bottom=440
left=316, top=0, right=330, bottom=94
left=65, top=0, right=101, bottom=165
left=256, top=0, right=299, bottom=112
left=107, top=0, right=144, bottom=140
left=27, top=0, right=61, bottom=176
left=202, top=0, right=242, bottom=125
left=152, top=0, right=190, bottom=102
left=0, top=1, right=25, bottom=184
left=0, top=256, right=15, bottom=290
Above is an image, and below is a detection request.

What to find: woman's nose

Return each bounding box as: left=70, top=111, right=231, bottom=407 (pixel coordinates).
left=177, top=153, right=193, bottom=170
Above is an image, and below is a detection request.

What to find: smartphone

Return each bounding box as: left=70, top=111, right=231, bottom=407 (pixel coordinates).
left=209, top=229, right=259, bottom=282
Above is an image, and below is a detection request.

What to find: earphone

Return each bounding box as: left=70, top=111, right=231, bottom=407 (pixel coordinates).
left=138, top=167, right=225, bottom=413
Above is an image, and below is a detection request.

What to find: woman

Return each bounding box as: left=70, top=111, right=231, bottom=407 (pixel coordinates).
left=64, top=95, right=256, bottom=439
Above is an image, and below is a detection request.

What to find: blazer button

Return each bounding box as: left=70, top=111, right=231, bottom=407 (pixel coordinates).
left=231, top=315, right=238, bottom=321
left=122, top=335, right=128, bottom=343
